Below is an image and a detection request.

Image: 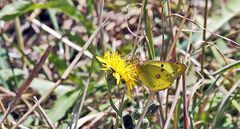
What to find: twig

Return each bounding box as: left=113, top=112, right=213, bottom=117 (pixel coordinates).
left=28, top=19, right=93, bottom=58
left=69, top=56, right=94, bottom=129
left=156, top=93, right=166, bottom=127
left=88, top=109, right=112, bottom=128
left=11, top=80, right=62, bottom=129
left=168, top=14, right=240, bottom=47
left=166, top=6, right=190, bottom=61
left=33, top=97, right=55, bottom=129
left=0, top=98, right=11, bottom=126
left=0, top=87, right=16, bottom=97
left=166, top=0, right=176, bottom=61
left=182, top=74, right=189, bottom=129
left=201, top=0, right=208, bottom=74
left=188, top=79, right=204, bottom=109
left=131, top=0, right=145, bottom=59
left=163, top=81, right=182, bottom=129
left=96, top=0, right=106, bottom=51
left=135, top=91, right=155, bottom=129
left=159, top=1, right=165, bottom=60
left=0, top=45, right=52, bottom=125
left=10, top=121, right=29, bottom=129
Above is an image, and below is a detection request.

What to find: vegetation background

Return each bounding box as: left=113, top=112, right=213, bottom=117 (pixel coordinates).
left=0, top=0, right=239, bottom=129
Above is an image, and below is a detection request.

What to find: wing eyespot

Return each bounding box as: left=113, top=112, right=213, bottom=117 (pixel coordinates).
left=155, top=74, right=161, bottom=79
left=161, top=64, right=164, bottom=67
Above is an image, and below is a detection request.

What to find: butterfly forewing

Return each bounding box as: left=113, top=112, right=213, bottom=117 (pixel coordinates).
left=136, top=64, right=174, bottom=91
left=142, top=61, right=186, bottom=79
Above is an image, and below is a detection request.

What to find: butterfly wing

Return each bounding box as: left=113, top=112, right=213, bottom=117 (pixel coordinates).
left=142, top=61, right=186, bottom=79
left=174, top=63, right=186, bottom=78
left=136, top=64, right=174, bottom=91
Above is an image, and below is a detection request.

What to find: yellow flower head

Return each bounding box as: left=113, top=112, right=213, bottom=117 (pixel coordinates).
left=96, top=51, right=137, bottom=94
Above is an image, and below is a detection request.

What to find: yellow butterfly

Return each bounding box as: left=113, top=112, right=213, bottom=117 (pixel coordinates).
left=136, top=61, right=186, bottom=91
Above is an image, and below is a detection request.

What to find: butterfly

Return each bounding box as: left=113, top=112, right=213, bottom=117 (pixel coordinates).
left=136, top=61, right=186, bottom=91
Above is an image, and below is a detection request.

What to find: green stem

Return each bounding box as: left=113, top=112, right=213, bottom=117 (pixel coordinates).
left=108, top=91, right=122, bottom=117
left=109, top=86, right=127, bottom=129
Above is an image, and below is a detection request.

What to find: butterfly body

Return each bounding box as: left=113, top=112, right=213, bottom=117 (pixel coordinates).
left=136, top=61, right=186, bottom=91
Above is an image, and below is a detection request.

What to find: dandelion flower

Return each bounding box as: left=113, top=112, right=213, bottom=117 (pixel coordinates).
left=96, top=51, right=137, bottom=94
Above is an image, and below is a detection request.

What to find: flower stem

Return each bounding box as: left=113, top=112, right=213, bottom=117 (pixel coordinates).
left=135, top=91, right=155, bottom=129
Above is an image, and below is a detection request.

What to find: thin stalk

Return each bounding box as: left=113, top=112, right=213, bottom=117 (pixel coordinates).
left=70, top=20, right=102, bottom=128
left=173, top=108, right=177, bottom=129
left=165, top=90, right=169, bottom=119
left=166, top=0, right=174, bottom=42
left=112, top=87, right=126, bottom=129
left=199, top=0, right=208, bottom=122
left=143, top=0, right=155, bottom=60
left=166, top=0, right=176, bottom=61
left=159, top=2, right=165, bottom=60
left=182, top=74, right=189, bottom=129
left=166, top=6, right=190, bottom=61
left=0, top=45, right=52, bottom=125
left=163, top=81, right=181, bottom=129
left=119, top=87, right=126, bottom=129
left=72, top=78, right=91, bottom=129
left=114, top=118, right=120, bottom=129
left=156, top=93, right=165, bottom=127
left=108, top=88, right=122, bottom=118
left=201, top=0, right=208, bottom=75
left=135, top=91, right=155, bottom=129
left=33, top=97, right=55, bottom=129
left=14, top=17, right=24, bottom=52
left=167, top=14, right=240, bottom=47
left=131, top=0, right=145, bottom=58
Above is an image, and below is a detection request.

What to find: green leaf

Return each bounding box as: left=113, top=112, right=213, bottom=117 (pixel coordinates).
left=0, top=68, right=24, bottom=88
left=0, top=1, right=33, bottom=21
left=30, top=78, right=75, bottom=97
left=209, top=60, right=240, bottom=75
left=0, top=68, right=24, bottom=82
left=49, top=53, right=68, bottom=75
left=0, top=46, right=9, bottom=69
left=47, top=89, right=82, bottom=122
left=143, top=1, right=155, bottom=60
left=0, top=0, right=93, bottom=30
